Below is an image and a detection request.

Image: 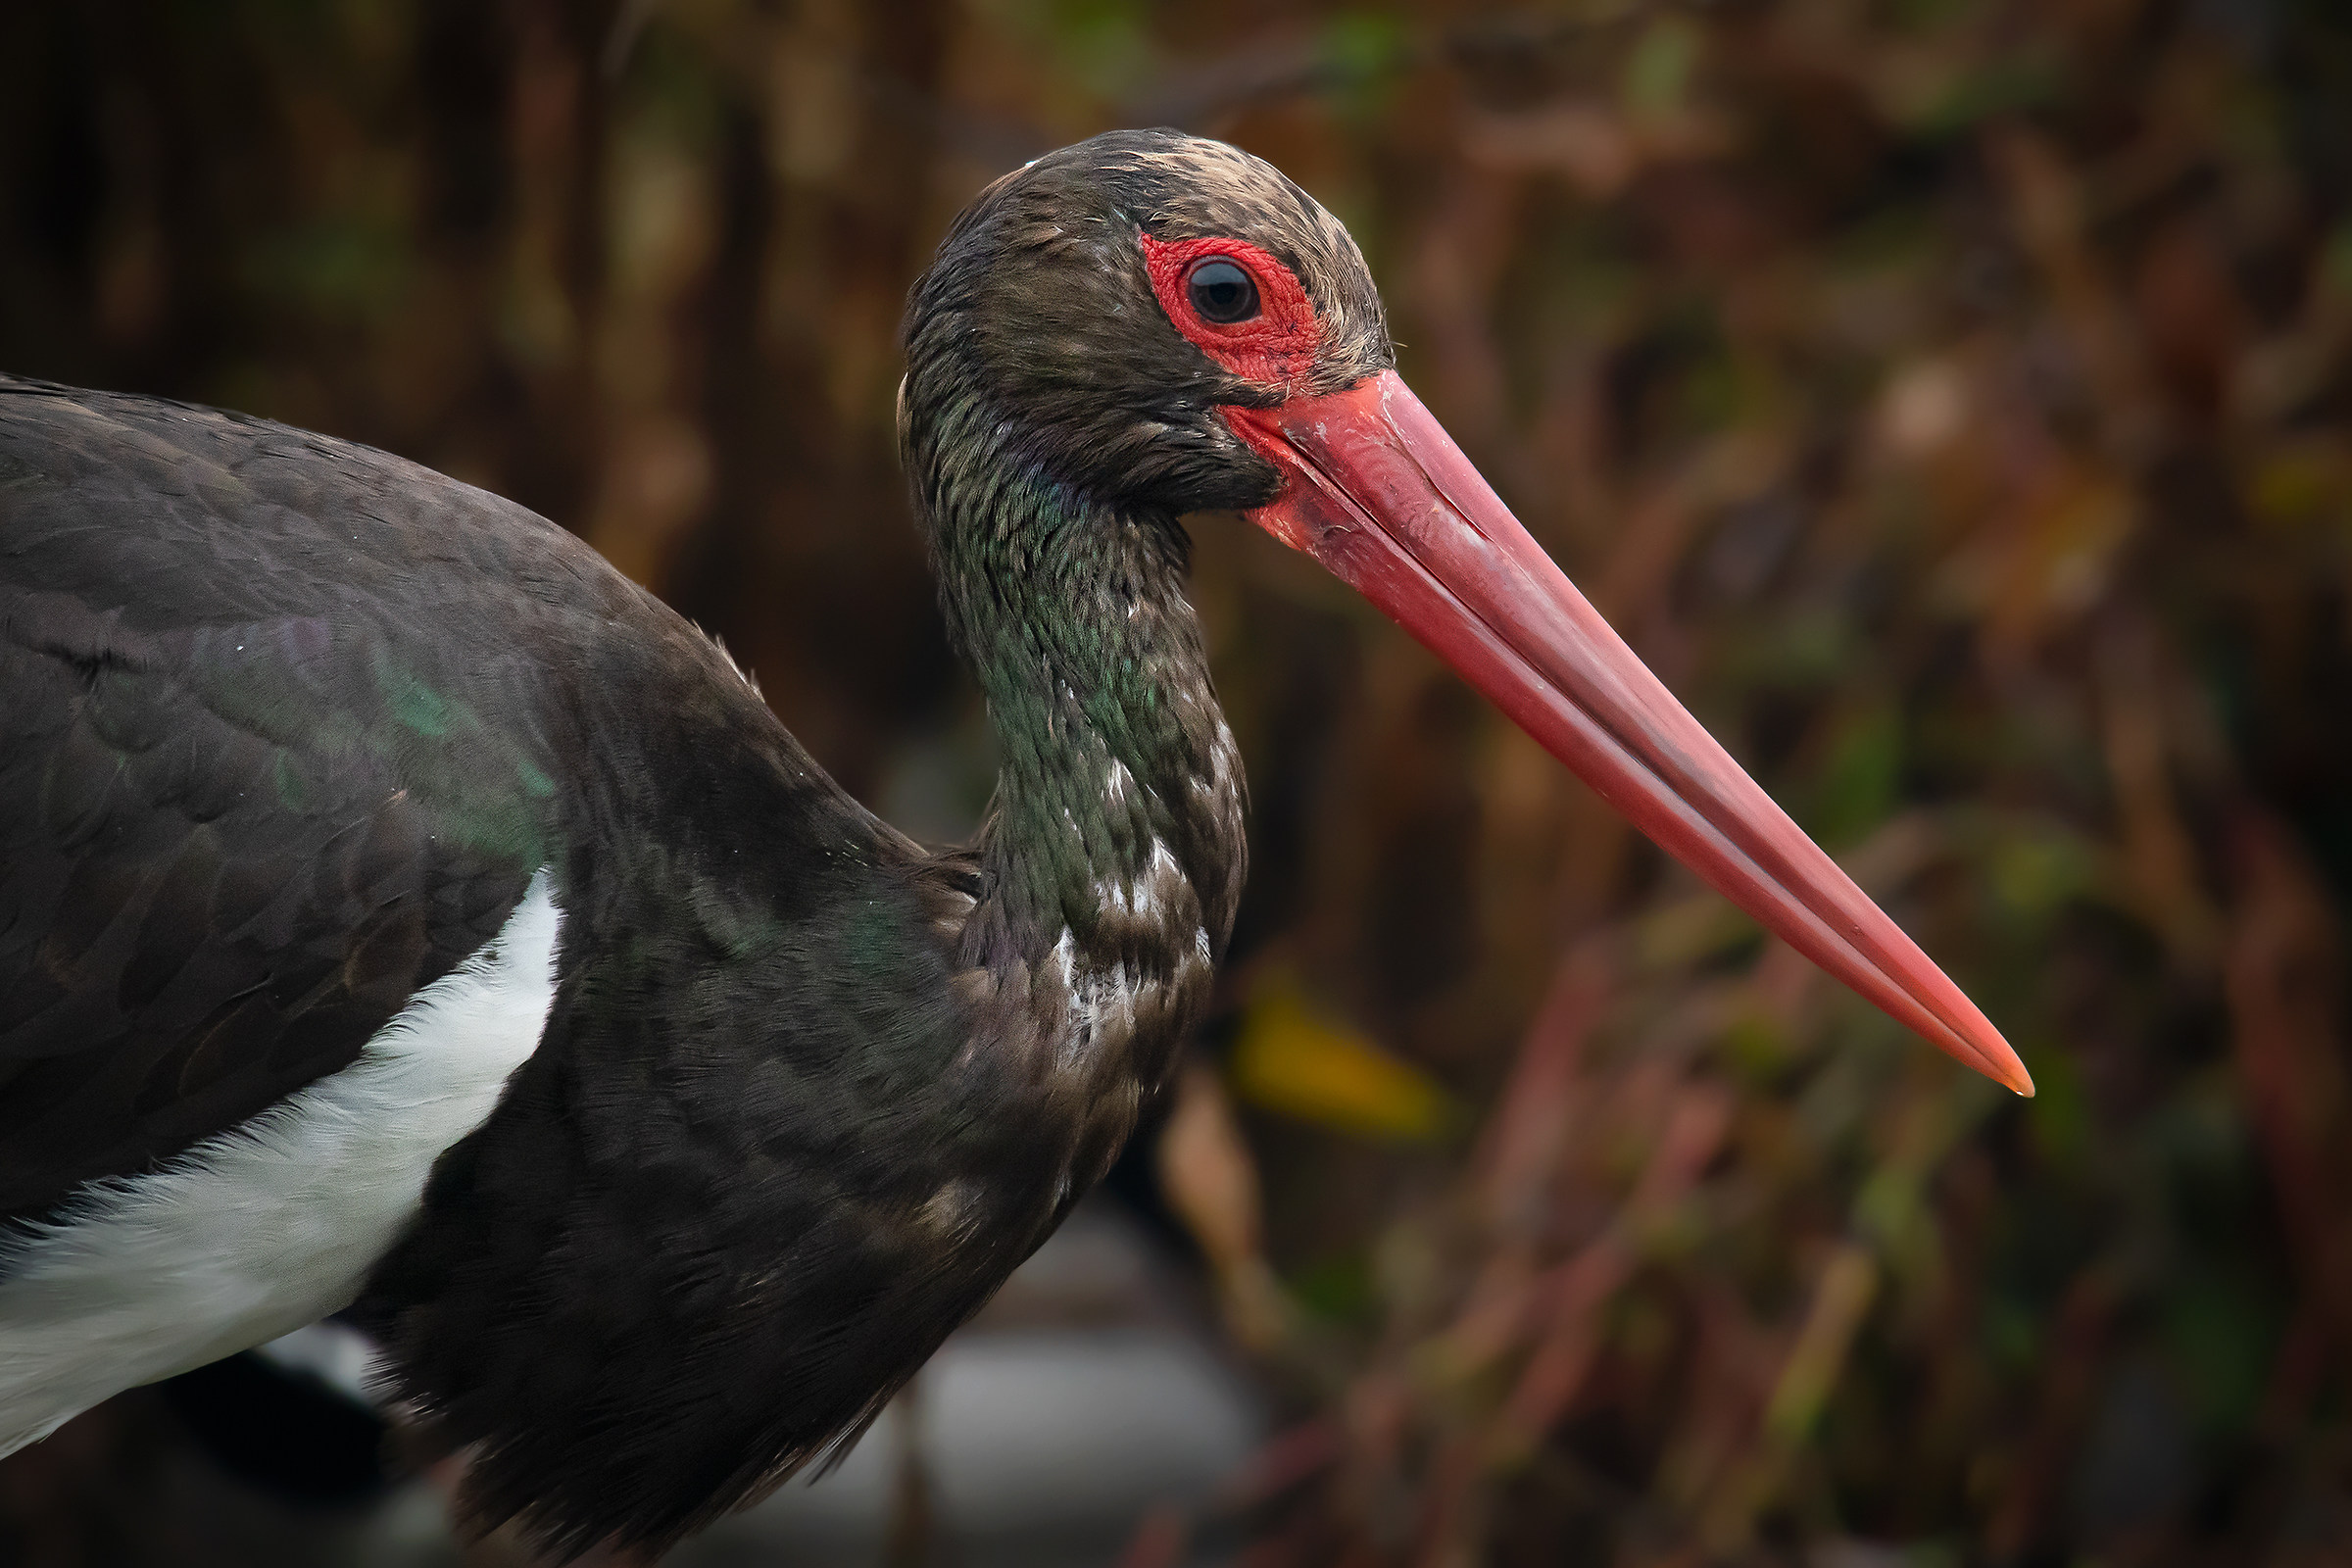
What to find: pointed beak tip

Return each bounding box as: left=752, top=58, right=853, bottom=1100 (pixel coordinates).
left=1931, top=1004, right=2032, bottom=1096
left=1970, top=1036, right=2035, bottom=1098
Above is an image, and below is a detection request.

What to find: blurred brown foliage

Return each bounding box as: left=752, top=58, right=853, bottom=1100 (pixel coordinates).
left=6, top=0, right=2352, bottom=1563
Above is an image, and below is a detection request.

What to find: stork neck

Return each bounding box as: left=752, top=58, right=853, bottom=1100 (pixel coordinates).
left=914, top=431, right=1244, bottom=981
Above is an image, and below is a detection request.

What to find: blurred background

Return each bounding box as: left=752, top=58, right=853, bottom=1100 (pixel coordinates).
left=4, top=0, right=2352, bottom=1563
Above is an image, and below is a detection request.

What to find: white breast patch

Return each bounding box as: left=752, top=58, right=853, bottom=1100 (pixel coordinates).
left=0, top=868, right=564, bottom=1456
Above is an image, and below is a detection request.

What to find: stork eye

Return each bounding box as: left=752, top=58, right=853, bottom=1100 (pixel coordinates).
left=1185, top=258, right=1259, bottom=324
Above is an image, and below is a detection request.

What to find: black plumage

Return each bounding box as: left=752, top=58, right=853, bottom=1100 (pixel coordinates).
left=1, top=129, right=1389, bottom=1557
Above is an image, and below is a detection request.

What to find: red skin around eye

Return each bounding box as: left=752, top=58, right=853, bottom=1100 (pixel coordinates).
left=1139, top=233, right=1321, bottom=391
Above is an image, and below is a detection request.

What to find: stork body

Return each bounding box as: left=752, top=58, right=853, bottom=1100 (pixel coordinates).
left=2, top=365, right=1238, bottom=1544
left=0, top=130, right=2026, bottom=1557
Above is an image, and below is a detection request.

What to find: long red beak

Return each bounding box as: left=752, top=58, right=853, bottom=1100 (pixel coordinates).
left=1225, top=369, right=2032, bottom=1096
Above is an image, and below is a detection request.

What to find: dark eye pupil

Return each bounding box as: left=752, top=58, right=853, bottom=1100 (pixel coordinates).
left=1187, top=259, right=1259, bottom=324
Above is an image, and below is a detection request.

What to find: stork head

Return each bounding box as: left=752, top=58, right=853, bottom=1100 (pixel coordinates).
left=902, top=128, right=2031, bottom=1096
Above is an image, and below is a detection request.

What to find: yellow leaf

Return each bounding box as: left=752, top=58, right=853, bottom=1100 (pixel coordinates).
left=1229, top=976, right=1457, bottom=1143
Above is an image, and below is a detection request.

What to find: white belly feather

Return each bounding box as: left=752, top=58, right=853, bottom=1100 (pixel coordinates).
left=0, top=869, right=562, bottom=1455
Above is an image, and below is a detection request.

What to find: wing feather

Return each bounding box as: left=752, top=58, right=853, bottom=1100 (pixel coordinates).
left=0, top=379, right=559, bottom=1223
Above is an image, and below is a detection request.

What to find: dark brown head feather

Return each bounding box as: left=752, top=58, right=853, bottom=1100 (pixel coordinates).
left=901, top=128, right=1394, bottom=515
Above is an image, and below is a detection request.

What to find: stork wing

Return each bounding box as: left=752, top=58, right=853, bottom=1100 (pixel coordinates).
left=0, top=379, right=565, bottom=1224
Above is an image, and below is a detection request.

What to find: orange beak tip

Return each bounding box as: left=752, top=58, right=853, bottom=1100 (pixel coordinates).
left=1962, top=1031, right=2034, bottom=1098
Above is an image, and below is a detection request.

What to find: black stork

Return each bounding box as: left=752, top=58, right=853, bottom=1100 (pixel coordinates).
left=0, top=129, right=2031, bottom=1557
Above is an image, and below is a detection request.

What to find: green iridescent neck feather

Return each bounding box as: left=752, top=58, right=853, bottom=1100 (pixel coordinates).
left=903, top=387, right=1245, bottom=979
